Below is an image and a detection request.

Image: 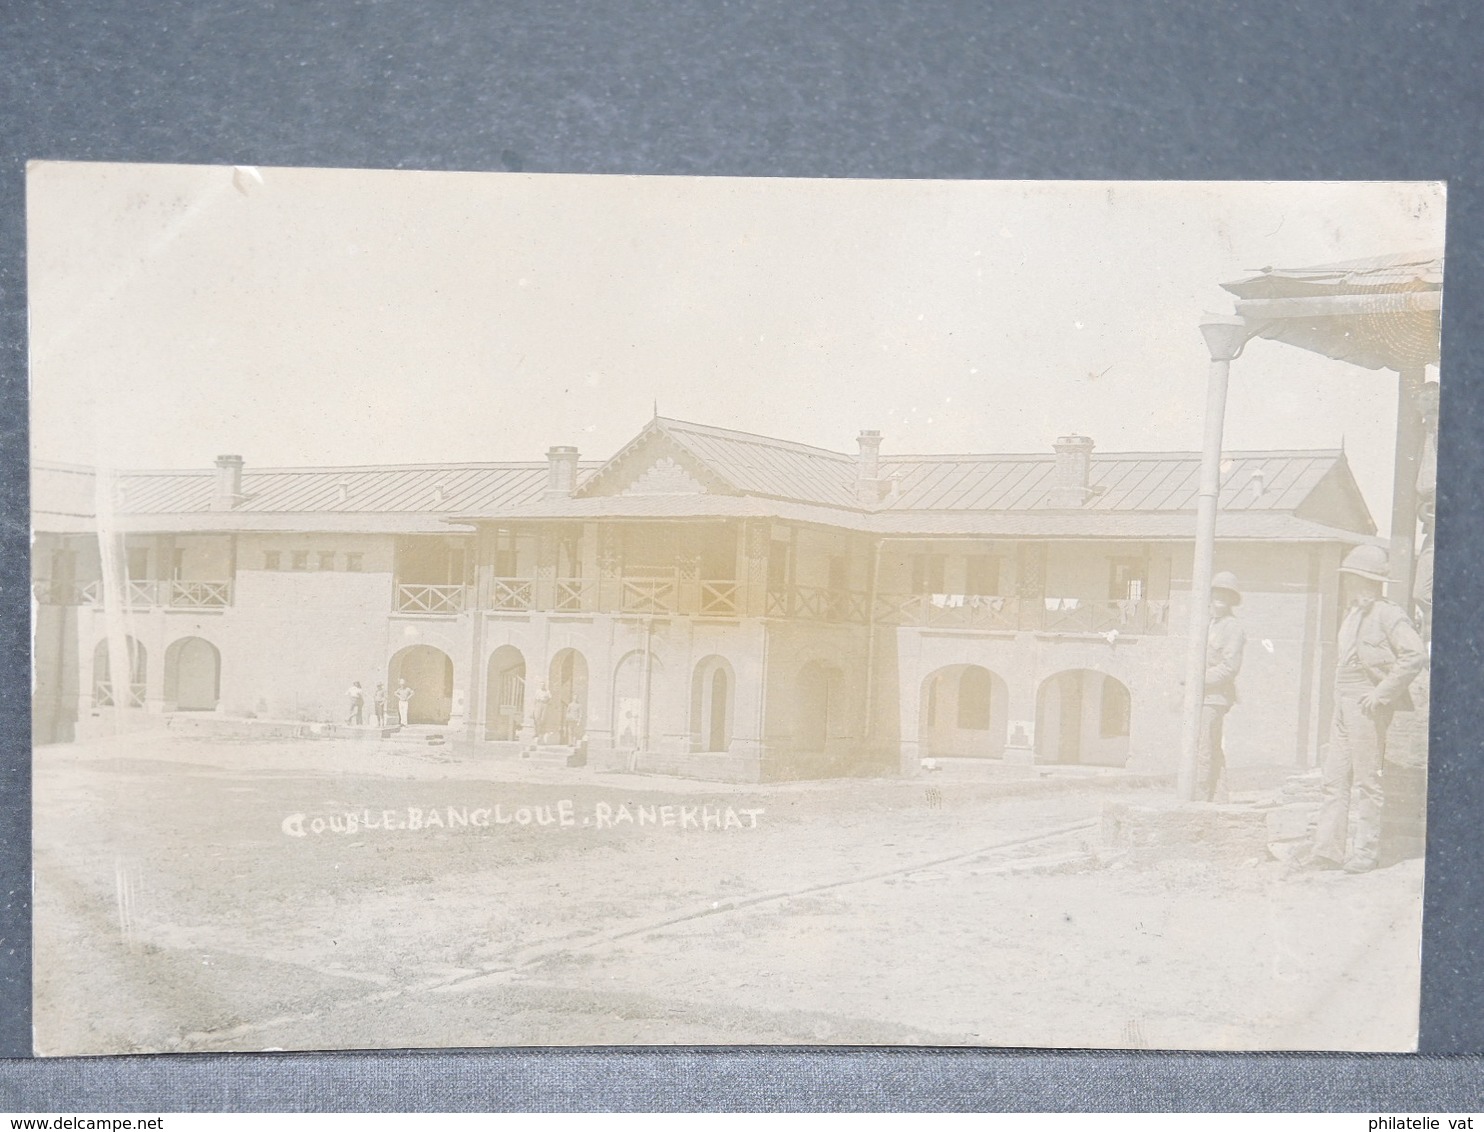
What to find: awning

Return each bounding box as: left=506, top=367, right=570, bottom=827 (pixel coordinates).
left=1221, top=250, right=1442, bottom=371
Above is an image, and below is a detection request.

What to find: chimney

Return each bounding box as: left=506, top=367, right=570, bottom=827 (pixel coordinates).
left=212, top=455, right=245, bottom=511
left=1048, top=434, right=1095, bottom=508
left=545, top=445, right=580, bottom=499
left=856, top=430, right=885, bottom=504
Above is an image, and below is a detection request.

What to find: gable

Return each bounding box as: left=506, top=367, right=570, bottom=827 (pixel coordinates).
left=1293, top=458, right=1378, bottom=535
left=578, top=429, right=735, bottom=499
left=623, top=456, right=710, bottom=496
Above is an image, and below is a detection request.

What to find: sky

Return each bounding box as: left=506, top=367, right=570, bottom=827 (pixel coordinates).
left=27, top=163, right=1444, bottom=533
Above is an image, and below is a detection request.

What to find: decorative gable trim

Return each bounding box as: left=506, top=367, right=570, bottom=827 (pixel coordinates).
left=577, top=422, right=736, bottom=498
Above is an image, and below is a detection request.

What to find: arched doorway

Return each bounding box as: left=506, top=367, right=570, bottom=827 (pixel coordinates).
left=484, top=645, right=526, bottom=741
left=690, top=656, right=735, bottom=753
left=92, top=637, right=146, bottom=708
left=164, top=637, right=220, bottom=711
left=548, top=648, right=589, bottom=745
left=388, top=645, right=454, bottom=726
left=612, top=649, right=663, bottom=751
left=795, top=660, right=842, bottom=752
left=919, top=664, right=1009, bottom=758
left=1035, top=669, right=1132, bottom=767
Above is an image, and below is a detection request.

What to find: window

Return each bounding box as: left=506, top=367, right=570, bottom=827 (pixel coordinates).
left=319, top=552, right=337, bottom=571
left=126, top=548, right=149, bottom=580
left=767, top=540, right=791, bottom=590
left=1016, top=542, right=1046, bottom=600
left=1101, top=677, right=1131, bottom=738
left=263, top=551, right=281, bottom=570
left=171, top=548, right=186, bottom=581
left=447, top=547, right=467, bottom=585
left=290, top=551, right=309, bottom=571
left=912, top=553, right=946, bottom=594
left=828, top=556, right=849, bottom=591
left=344, top=552, right=363, bottom=572
left=965, top=554, right=1000, bottom=596
left=1109, top=557, right=1146, bottom=601
left=957, top=666, right=992, bottom=730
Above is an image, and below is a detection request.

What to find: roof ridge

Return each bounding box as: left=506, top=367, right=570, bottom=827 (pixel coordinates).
left=110, top=460, right=604, bottom=477
left=882, top=448, right=1344, bottom=462
left=657, top=416, right=854, bottom=460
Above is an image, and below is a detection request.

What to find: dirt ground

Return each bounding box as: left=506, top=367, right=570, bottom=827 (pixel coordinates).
left=32, top=730, right=1424, bottom=1055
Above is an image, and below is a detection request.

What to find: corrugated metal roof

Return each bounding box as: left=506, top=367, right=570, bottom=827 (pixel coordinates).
left=868, top=510, right=1375, bottom=542
left=578, top=417, right=861, bottom=508
left=113, top=461, right=601, bottom=514
left=1222, top=250, right=1444, bottom=300
left=31, top=463, right=97, bottom=521
left=32, top=418, right=1370, bottom=544
left=878, top=450, right=1346, bottom=513
left=460, top=494, right=861, bottom=526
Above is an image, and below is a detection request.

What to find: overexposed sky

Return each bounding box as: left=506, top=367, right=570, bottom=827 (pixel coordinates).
left=27, top=164, right=1444, bottom=531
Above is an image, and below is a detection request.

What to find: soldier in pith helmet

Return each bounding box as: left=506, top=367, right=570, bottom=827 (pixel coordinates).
left=1299, top=544, right=1427, bottom=874
left=1195, top=571, right=1246, bottom=802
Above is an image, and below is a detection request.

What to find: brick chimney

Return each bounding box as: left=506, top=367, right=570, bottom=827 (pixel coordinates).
left=545, top=445, right=580, bottom=499
left=856, top=429, right=886, bottom=504
left=1048, top=434, right=1095, bottom=508
left=212, top=455, right=245, bottom=511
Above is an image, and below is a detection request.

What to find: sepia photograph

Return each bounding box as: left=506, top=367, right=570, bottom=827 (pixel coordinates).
left=28, top=164, right=1444, bottom=1055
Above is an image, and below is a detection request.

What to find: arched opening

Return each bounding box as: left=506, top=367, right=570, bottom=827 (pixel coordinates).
left=388, top=645, right=454, bottom=726
left=164, top=636, right=220, bottom=711
left=690, top=655, right=735, bottom=753
left=546, top=648, right=589, bottom=745
left=1035, top=669, right=1132, bottom=767
left=484, top=645, right=526, bottom=741
left=795, top=659, right=843, bottom=752
left=612, top=649, right=663, bottom=751
left=92, top=637, right=146, bottom=708
left=919, top=664, right=1009, bottom=758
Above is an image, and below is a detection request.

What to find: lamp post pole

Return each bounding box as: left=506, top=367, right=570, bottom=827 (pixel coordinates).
left=1178, top=315, right=1252, bottom=801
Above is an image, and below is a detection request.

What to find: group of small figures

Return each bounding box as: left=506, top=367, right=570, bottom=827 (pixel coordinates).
left=346, top=678, right=415, bottom=728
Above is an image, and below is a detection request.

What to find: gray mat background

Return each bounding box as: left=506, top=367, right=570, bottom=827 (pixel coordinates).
left=2, top=0, right=1481, bottom=1111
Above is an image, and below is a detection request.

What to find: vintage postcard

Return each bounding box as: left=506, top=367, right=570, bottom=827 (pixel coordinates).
left=28, top=164, right=1444, bottom=1054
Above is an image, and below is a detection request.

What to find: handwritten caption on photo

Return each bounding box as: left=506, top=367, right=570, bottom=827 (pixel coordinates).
left=281, top=800, right=765, bottom=838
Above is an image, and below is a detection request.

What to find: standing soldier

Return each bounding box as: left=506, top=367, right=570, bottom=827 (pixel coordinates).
left=1195, top=571, right=1246, bottom=802
left=1301, top=545, right=1427, bottom=874
left=394, top=677, right=415, bottom=727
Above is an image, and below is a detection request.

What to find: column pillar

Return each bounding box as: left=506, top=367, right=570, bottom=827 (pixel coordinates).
left=1389, top=366, right=1427, bottom=613
left=1180, top=315, right=1251, bottom=801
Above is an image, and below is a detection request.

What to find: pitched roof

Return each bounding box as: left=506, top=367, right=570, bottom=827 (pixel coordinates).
left=32, top=418, right=1374, bottom=542
left=879, top=450, right=1358, bottom=515
left=577, top=416, right=861, bottom=508
left=114, top=461, right=600, bottom=514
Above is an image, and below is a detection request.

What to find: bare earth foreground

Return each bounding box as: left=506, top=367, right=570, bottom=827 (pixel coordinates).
left=33, top=732, right=1423, bottom=1054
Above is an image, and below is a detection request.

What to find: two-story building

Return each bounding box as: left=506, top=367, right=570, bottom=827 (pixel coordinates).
left=33, top=415, right=1378, bottom=781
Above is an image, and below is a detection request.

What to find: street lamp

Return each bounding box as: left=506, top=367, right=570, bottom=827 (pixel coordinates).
left=1177, top=312, right=1255, bottom=801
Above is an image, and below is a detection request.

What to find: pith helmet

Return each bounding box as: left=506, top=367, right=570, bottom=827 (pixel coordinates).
left=1211, top=571, right=1242, bottom=605
left=1339, top=544, right=1390, bottom=583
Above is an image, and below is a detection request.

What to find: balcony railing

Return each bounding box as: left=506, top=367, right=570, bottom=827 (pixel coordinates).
left=698, top=580, right=739, bottom=617
left=93, top=680, right=146, bottom=708
left=874, top=594, right=1170, bottom=635
left=490, top=577, right=534, bottom=611
left=766, top=585, right=870, bottom=623
left=394, top=583, right=468, bottom=614
left=387, top=576, right=1169, bottom=635
left=621, top=577, right=676, bottom=614
left=35, top=579, right=233, bottom=610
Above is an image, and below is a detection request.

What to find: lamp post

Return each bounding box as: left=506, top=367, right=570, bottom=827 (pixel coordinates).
left=1177, top=313, right=1254, bottom=801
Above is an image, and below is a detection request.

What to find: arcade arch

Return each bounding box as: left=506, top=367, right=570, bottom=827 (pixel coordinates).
left=919, top=664, right=1009, bottom=758
left=164, top=636, right=220, bottom=711
left=484, top=645, right=526, bottom=740
left=690, top=655, right=735, bottom=753
left=388, top=645, right=454, bottom=725
left=1035, top=669, right=1132, bottom=766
